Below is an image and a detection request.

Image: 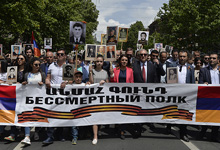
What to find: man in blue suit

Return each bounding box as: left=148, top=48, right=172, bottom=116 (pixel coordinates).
left=167, top=50, right=195, bottom=142
left=198, top=52, right=220, bottom=142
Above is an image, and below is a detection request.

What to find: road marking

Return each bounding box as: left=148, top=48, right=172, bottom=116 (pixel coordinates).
left=171, top=127, right=200, bottom=150
left=13, top=127, right=35, bottom=150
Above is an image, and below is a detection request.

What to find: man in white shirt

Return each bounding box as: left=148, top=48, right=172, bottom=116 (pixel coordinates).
left=167, top=50, right=195, bottom=142
left=43, top=48, right=68, bottom=145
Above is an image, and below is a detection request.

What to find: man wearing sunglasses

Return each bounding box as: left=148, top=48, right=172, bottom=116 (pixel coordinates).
left=198, top=52, right=220, bottom=142
left=150, top=50, right=165, bottom=83
left=133, top=49, right=157, bottom=83
left=202, top=54, right=209, bottom=68
left=43, top=48, right=67, bottom=145
left=166, top=50, right=195, bottom=142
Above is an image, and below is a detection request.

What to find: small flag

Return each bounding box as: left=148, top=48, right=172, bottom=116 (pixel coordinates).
left=31, top=31, right=41, bottom=57
left=0, top=85, right=16, bottom=123
left=196, top=86, right=220, bottom=123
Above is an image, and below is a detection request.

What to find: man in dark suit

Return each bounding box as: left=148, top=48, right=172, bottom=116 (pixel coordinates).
left=133, top=49, right=157, bottom=83
left=70, top=23, right=85, bottom=44
left=40, top=51, right=54, bottom=76
left=64, top=65, right=73, bottom=78
left=198, top=52, right=220, bottom=142
left=167, top=50, right=195, bottom=142
left=150, top=50, right=165, bottom=83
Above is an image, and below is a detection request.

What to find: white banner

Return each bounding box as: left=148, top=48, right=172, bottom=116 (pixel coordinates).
left=1, top=83, right=220, bottom=127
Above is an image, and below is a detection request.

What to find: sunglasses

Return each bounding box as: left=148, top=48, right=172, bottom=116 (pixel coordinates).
left=96, top=61, right=103, bottom=63
left=152, top=55, right=158, bottom=58
left=57, top=53, right=64, bottom=56
left=17, top=58, right=24, bottom=60
left=140, top=54, right=147, bottom=56
left=204, top=58, right=209, bottom=60
left=34, top=64, right=40, bottom=67
left=210, top=57, right=217, bottom=60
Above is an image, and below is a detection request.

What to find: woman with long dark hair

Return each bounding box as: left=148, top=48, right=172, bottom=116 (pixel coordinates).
left=89, top=54, right=109, bottom=145
left=20, top=57, right=46, bottom=145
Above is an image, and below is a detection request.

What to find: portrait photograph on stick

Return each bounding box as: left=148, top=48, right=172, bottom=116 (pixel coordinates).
left=44, top=38, right=52, bottom=49
left=7, top=66, right=17, bottom=83
left=96, top=45, right=106, bottom=57
left=106, top=26, right=118, bottom=45
left=69, top=21, right=86, bottom=45
left=105, top=45, right=116, bottom=61
left=138, top=31, right=149, bottom=45
left=118, top=27, right=128, bottom=42
left=85, top=44, right=96, bottom=61
left=63, top=64, right=74, bottom=80
left=11, top=45, right=22, bottom=59
left=167, top=67, right=178, bottom=84
left=22, top=44, right=34, bottom=53
left=101, top=34, right=107, bottom=45
left=154, top=43, right=163, bottom=51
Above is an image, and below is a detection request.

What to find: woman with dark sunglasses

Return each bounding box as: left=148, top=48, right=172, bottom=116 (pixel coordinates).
left=20, top=57, right=46, bottom=145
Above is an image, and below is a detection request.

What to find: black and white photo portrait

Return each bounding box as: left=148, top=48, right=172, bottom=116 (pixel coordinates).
left=44, top=38, right=52, bottom=49
left=118, top=27, right=128, bottom=42
left=63, top=64, right=74, bottom=80
left=85, top=44, right=96, bottom=61
left=138, top=31, right=149, bottom=45
left=7, top=66, right=17, bottom=83
left=167, top=67, right=178, bottom=84
left=107, top=26, right=118, bottom=45
left=69, top=21, right=86, bottom=45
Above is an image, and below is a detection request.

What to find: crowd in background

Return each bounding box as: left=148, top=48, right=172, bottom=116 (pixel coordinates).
left=0, top=45, right=219, bottom=145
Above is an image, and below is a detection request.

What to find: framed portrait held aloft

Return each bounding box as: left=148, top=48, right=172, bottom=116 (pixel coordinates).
left=85, top=44, right=96, bottom=61
left=22, top=44, right=34, bottom=53
left=105, top=45, right=116, bottom=61
left=118, top=27, right=128, bottom=42
left=63, top=64, right=74, bottom=81
left=7, top=66, right=18, bottom=83
left=101, top=34, right=107, bottom=45
left=154, top=43, right=163, bottom=51
left=107, top=26, right=118, bottom=45
left=167, top=67, right=178, bottom=84
left=11, top=45, right=22, bottom=59
left=69, top=21, right=86, bottom=45
left=44, top=38, right=52, bottom=49
left=138, top=31, right=149, bottom=45
left=96, top=45, right=106, bottom=57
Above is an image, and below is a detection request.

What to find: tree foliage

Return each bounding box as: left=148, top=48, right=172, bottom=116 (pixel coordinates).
left=0, top=0, right=99, bottom=53
left=157, top=0, right=220, bottom=52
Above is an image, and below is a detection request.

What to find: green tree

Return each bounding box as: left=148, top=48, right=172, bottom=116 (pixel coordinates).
left=157, top=0, right=220, bottom=52
left=0, top=0, right=99, bottom=53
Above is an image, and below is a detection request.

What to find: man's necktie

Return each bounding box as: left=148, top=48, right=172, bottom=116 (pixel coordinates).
left=142, top=63, right=146, bottom=82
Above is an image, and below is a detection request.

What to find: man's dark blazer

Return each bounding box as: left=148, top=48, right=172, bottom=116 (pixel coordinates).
left=133, top=60, right=157, bottom=83
left=167, top=62, right=195, bottom=83
left=150, top=61, right=165, bottom=83
left=199, top=65, right=220, bottom=84
left=70, top=36, right=85, bottom=44
left=107, top=51, right=115, bottom=58
left=40, top=63, right=50, bottom=75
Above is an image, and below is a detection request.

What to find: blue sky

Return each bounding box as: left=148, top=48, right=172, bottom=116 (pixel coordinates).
left=92, top=0, right=169, bottom=41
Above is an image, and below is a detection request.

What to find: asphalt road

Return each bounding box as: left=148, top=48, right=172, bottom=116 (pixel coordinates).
left=1, top=124, right=220, bottom=150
